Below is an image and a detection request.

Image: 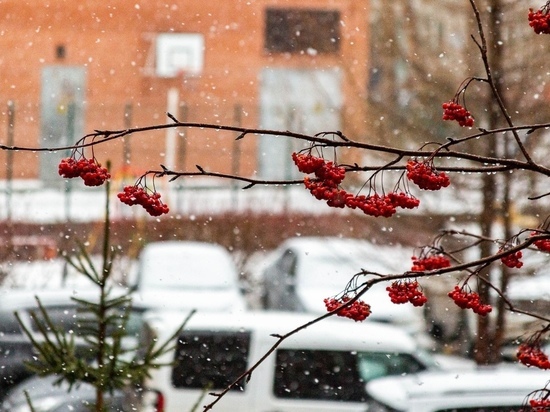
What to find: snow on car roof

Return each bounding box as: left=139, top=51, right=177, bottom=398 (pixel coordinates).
left=279, top=236, right=410, bottom=274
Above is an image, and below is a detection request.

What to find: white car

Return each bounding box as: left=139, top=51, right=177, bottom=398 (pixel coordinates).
left=129, top=310, right=439, bottom=412
left=365, top=364, right=549, bottom=411
left=132, top=241, right=247, bottom=312
left=261, top=237, right=427, bottom=341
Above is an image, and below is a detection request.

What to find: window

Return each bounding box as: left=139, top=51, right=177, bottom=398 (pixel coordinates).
left=357, top=352, right=426, bottom=381
left=171, top=331, right=251, bottom=391
left=265, top=8, right=341, bottom=54
left=274, top=349, right=365, bottom=402
left=274, top=350, right=427, bottom=402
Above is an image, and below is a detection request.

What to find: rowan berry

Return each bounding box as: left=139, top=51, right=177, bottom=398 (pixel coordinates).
left=291, top=152, right=326, bottom=174
left=517, top=342, right=550, bottom=370
left=386, top=280, right=427, bottom=307
left=411, top=254, right=451, bottom=271
left=529, top=7, right=550, bottom=34
left=442, top=101, right=474, bottom=127
left=500, top=249, right=523, bottom=269
left=529, top=397, right=550, bottom=411
left=324, top=296, right=371, bottom=322
left=406, top=160, right=450, bottom=191
left=386, top=192, right=420, bottom=209
left=58, top=158, right=81, bottom=178
left=531, top=231, right=550, bottom=253
left=448, top=285, right=492, bottom=316
left=117, top=185, right=169, bottom=216
left=58, top=156, right=111, bottom=186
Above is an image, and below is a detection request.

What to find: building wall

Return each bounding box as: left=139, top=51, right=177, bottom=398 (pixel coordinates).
left=0, top=0, right=369, bottom=183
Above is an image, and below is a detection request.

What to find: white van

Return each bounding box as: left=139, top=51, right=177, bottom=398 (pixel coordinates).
left=129, top=311, right=437, bottom=412
left=131, top=241, right=246, bottom=312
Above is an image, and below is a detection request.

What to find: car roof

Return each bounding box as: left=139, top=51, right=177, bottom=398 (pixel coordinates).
left=276, top=236, right=410, bottom=272
left=142, top=310, right=420, bottom=354
left=366, top=365, right=549, bottom=410
left=140, top=240, right=230, bottom=255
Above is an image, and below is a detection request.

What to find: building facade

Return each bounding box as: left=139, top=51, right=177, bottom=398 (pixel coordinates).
left=0, top=0, right=369, bottom=185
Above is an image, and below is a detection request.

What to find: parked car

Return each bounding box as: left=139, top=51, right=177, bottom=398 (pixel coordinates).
left=0, top=374, right=125, bottom=412
left=127, top=310, right=439, bottom=412
left=131, top=241, right=246, bottom=312
left=260, top=237, right=428, bottom=342
left=364, top=364, right=549, bottom=411
left=0, top=287, right=147, bottom=401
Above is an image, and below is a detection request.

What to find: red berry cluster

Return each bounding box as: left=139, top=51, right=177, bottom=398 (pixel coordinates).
left=386, top=192, right=421, bottom=209
left=529, top=7, right=550, bottom=34
left=442, top=101, right=474, bottom=127
left=291, top=152, right=326, bottom=174
left=117, top=185, right=169, bottom=216
left=295, top=152, right=420, bottom=217
left=406, top=160, right=450, bottom=191
left=292, top=153, right=346, bottom=185
left=517, top=342, right=550, bottom=369
left=58, top=157, right=111, bottom=187
left=345, top=193, right=397, bottom=217
left=324, top=296, right=371, bottom=322
left=529, top=397, right=550, bottom=411
left=531, top=231, right=550, bottom=252
left=500, top=249, right=523, bottom=269
left=386, top=280, right=428, bottom=307
left=411, top=254, right=451, bottom=271
left=448, top=285, right=492, bottom=316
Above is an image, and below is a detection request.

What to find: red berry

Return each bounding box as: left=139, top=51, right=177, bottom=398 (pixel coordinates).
left=406, top=160, right=450, bottom=191
left=442, top=101, right=475, bottom=127
left=411, top=254, right=451, bottom=271
left=517, top=342, right=550, bottom=369
left=58, top=156, right=110, bottom=186
left=448, top=285, right=492, bottom=317
left=386, top=280, right=427, bottom=307
left=500, top=249, right=523, bottom=269
left=324, top=296, right=371, bottom=322
left=529, top=7, right=550, bottom=35
left=117, top=185, right=169, bottom=216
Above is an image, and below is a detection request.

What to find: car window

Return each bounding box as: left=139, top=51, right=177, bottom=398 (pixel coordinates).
left=274, top=349, right=427, bottom=402
left=171, top=330, right=251, bottom=391
left=274, top=349, right=366, bottom=402
left=357, top=352, right=426, bottom=381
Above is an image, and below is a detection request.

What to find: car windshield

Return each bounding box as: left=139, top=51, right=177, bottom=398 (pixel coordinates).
left=139, top=247, right=237, bottom=289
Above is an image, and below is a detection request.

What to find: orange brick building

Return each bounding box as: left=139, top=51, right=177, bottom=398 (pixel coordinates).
left=0, top=0, right=369, bottom=185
